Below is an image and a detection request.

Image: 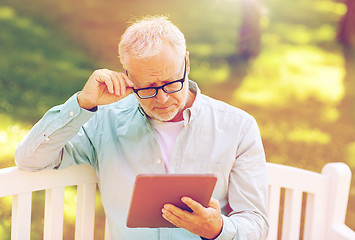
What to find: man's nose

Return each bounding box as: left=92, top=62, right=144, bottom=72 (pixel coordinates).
left=155, top=89, right=169, bottom=104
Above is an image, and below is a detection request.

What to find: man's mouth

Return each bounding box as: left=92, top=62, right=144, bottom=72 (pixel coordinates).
left=154, top=105, right=174, bottom=110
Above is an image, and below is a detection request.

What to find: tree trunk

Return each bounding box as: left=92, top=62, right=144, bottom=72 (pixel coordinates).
left=337, top=0, right=355, bottom=47
left=238, top=0, right=263, bottom=58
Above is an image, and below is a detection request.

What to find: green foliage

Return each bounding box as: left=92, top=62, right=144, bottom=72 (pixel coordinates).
left=233, top=44, right=345, bottom=107
left=265, top=0, right=345, bottom=28
left=0, top=197, right=11, bottom=240
left=0, top=114, right=30, bottom=168
left=0, top=6, right=94, bottom=123
left=0, top=8, right=96, bottom=236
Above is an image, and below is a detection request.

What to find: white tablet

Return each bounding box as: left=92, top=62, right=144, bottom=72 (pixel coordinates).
left=126, top=174, right=217, bottom=228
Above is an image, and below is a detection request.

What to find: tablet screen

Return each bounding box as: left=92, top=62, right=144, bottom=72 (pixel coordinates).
left=126, top=174, right=217, bottom=228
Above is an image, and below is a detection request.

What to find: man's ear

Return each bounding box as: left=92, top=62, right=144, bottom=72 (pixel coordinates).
left=185, top=51, right=190, bottom=75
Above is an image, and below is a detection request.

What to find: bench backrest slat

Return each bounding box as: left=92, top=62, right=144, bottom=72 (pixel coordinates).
left=75, top=183, right=97, bottom=240
left=12, top=192, right=32, bottom=240
left=266, top=163, right=330, bottom=240
left=281, top=188, right=303, bottom=240
left=1, top=162, right=353, bottom=240
left=44, top=187, right=65, bottom=240
left=267, top=185, right=281, bottom=240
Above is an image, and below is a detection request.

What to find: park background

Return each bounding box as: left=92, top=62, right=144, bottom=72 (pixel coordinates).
left=0, top=0, right=354, bottom=238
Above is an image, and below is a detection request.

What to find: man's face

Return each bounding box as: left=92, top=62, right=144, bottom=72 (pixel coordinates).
left=127, top=44, right=192, bottom=122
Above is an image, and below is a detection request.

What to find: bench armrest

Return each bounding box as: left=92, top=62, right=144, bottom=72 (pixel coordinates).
left=329, top=224, right=355, bottom=240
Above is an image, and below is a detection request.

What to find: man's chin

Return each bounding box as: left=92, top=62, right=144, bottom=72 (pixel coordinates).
left=149, top=109, right=179, bottom=122
left=151, top=113, right=176, bottom=122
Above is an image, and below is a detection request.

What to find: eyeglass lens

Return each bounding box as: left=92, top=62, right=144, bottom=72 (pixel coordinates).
left=137, top=81, right=183, bottom=99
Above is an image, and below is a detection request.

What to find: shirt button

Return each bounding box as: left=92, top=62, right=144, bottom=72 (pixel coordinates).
left=69, top=111, right=74, bottom=117
left=156, top=159, right=162, bottom=164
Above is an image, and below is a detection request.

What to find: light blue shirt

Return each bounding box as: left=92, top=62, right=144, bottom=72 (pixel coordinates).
left=15, top=81, right=269, bottom=240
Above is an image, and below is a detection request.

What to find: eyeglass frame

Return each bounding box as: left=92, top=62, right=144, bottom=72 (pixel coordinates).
left=125, top=58, right=187, bottom=99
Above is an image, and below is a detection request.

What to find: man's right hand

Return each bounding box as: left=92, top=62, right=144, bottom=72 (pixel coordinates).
left=77, top=69, right=134, bottom=110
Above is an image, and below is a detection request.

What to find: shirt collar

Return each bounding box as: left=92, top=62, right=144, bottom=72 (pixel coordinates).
left=182, top=80, right=201, bottom=125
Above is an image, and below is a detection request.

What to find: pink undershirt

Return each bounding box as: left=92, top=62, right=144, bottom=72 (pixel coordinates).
left=150, top=119, right=184, bottom=173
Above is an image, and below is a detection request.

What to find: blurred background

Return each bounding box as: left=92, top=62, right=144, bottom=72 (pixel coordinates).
left=0, top=0, right=354, bottom=238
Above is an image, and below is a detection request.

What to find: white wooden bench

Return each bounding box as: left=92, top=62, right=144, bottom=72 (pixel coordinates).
left=0, top=162, right=354, bottom=240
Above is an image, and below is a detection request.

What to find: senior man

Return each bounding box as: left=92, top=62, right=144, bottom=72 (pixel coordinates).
left=15, top=16, right=269, bottom=240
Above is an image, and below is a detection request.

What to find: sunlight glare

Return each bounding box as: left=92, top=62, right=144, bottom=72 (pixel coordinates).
left=261, top=122, right=331, bottom=145
left=64, top=186, right=77, bottom=223
left=233, top=45, right=345, bottom=107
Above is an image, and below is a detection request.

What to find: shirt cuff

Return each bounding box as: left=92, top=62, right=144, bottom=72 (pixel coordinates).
left=60, top=92, right=97, bottom=128
left=200, top=215, right=236, bottom=240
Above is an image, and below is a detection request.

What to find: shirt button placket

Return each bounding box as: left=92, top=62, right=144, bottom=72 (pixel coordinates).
left=155, top=159, right=165, bottom=173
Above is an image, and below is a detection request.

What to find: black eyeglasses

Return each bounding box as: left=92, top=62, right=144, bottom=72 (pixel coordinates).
left=126, top=58, right=186, bottom=99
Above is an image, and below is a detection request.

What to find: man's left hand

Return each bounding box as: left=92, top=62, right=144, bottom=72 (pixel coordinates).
left=162, top=197, right=223, bottom=239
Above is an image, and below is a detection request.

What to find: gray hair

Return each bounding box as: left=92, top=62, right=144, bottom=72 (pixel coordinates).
left=118, top=16, right=186, bottom=70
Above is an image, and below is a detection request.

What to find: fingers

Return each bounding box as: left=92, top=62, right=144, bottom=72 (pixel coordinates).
left=181, top=197, right=205, bottom=215
left=161, top=206, right=185, bottom=227
left=162, top=197, right=217, bottom=221
left=111, top=71, right=125, bottom=96
left=163, top=203, right=191, bottom=220
left=162, top=198, right=223, bottom=239
left=80, top=69, right=135, bottom=108
left=99, top=72, right=115, bottom=94
left=99, top=69, right=133, bottom=97
left=208, top=198, right=221, bottom=210
left=161, top=197, right=209, bottom=224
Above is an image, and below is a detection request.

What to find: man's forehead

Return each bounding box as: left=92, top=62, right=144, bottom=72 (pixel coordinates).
left=127, top=42, right=183, bottom=70
left=131, top=71, right=180, bottom=88
left=128, top=59, right=184, bottom=86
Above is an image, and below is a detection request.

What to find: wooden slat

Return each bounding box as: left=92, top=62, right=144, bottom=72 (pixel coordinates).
left=105, top=217, right=111, bottom=240
left=267, top=163, right=327, bottom=194
left=303, top=191, right=328, bottom=239
left=267, top=185, right=281, bottom=240
left=43, top=187, right=65, bottom=240
left=0, top=165, right=97, bottom=197
left=75, top=183, right=97, bottom=240
left=321, top=163, right=352, bottom=240
left=281, top=188, right=303, bottom=240
left=11, top=192, right=32, bottom=240
left=0, top=162, right=352, bottom=240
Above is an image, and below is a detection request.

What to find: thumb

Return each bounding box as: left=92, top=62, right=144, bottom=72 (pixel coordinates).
left=208, top=198, right=221, bottom=210
left=121, top=86, right=133, bottom=99
left=123, top=73, right=135, bottom=88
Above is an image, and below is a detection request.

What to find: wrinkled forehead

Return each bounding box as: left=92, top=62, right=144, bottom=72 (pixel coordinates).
left=127, top=50, right=185, bottom=87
